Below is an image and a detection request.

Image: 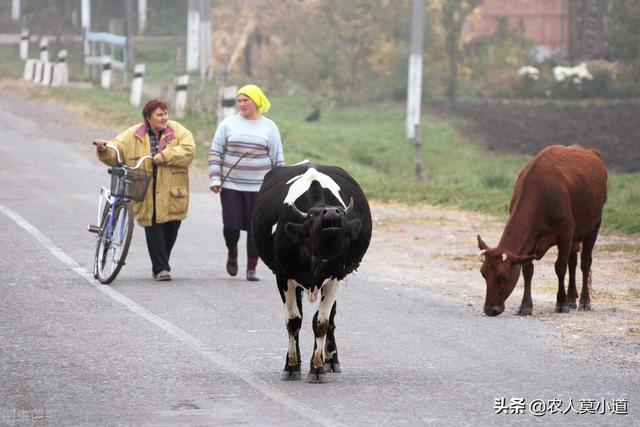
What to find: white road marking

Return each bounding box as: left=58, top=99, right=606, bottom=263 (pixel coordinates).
left=0, top=203, right=345, bottom=427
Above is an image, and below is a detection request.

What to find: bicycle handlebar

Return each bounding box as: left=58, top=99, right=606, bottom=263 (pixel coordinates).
left=94, top=141, right=153, bottom=169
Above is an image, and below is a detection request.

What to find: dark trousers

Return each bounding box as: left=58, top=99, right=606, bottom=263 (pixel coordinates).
left=144, top=219, right=181, bottom=274
left=223, top=228, right=257, bottom=258
left=223, top=228, right=258, bottom=270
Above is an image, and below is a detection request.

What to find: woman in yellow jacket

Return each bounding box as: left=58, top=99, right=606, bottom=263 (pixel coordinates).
left=94, top=99, right=195, bottom=281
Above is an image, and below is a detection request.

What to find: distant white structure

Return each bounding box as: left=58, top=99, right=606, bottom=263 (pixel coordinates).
left=129, top=63, right=145, bottom=107
left=174, top=74, right=189, bottom=119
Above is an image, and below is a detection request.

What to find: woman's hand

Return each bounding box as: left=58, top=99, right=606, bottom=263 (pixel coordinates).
left=153, top=152, right=165, bottom=165
left=211, top=186, right=221, bottom=193
left=94, top=139, right=108, bottom=153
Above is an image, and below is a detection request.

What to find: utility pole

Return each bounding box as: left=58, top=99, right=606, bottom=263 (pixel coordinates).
left=138, top=0, right=147, bottom=35
left=186, top=0, right=200, bottom=73
left=199, top=0, right=212, bottom=81
left=124, top=0, right=134, bottom=82
left=406, top=0, right=424, bottom=180
left=406, top=0, right=424, bottom=140
left=11, top=0, right=20, bottom=21
left=81, top=0, right=91, bottom=32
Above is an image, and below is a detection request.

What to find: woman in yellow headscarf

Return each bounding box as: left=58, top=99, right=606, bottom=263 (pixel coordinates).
left=208, top=84, right=284, bottom=281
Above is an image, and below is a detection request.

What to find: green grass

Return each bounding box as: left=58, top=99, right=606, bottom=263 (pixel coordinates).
left=1, top=44, right=638, bottom=234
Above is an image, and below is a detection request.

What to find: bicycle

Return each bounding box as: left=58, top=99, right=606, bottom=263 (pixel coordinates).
left=88, top=143, right=152, bottom=284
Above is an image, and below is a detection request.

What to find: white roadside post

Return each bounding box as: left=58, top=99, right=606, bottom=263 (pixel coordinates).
left=41, top=61, right=54, bottom=86
left=217, top=85, right=237, bottom=122
left=23, top=59, right=36, bottom=81
left=19, top=29, right=29, bottom=60
left=174, top=74, right=189, bottom=119
left=129, top=63, right=145, bottom=107
left=52, top=50, right=69, bottom=87
left=101, top=55, right=112, bottom=89
left=33, top=60, right=44, bottom=83
left=39, top=38, right=49, bottom=63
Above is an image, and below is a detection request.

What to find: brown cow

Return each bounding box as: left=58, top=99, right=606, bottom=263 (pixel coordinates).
left=477, top=145, right=607, bottom=316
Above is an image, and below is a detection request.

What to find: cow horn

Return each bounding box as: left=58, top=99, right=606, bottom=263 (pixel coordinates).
left=345, top=197, right=355, bottom=216
left=290, top=203, right=307, bottom=219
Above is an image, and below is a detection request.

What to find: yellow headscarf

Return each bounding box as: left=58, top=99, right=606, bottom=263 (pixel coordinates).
left=237, top=84, right=271, bottom=114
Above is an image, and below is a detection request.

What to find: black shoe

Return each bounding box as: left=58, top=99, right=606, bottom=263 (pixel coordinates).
left=246, top=270, right=260, bottom=281
left=226, top=258, right=238, bottom=276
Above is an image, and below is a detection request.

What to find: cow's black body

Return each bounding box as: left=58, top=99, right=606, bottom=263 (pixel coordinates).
left=252, top=162, right=372, bottom=382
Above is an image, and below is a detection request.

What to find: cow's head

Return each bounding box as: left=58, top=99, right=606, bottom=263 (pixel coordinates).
left=477, top=235, right=534, bottom=316
left=284, top=181, right=362, bottom=262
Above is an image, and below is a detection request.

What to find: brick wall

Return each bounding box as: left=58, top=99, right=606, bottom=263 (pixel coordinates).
left=465, top=0, right=571, bottom=50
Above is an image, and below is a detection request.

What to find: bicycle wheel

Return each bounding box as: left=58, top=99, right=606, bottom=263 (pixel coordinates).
left=94, top=201, right=134, bottom=284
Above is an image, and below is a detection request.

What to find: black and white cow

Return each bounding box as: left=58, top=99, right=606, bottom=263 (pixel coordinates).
left=252, top=162, right=372, bottom=383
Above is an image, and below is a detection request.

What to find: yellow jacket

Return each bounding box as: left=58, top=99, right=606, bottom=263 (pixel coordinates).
left=97, top=120, right=195, bottom=227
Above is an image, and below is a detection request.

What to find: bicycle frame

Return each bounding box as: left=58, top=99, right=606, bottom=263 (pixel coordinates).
left=89, top=143, right=152, bottom=282
left=95, top=143, right=148, bottom=243
left=96, top=187, right=125, bottom=246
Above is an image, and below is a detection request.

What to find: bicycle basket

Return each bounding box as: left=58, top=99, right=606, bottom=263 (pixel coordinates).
left=110, top=168, right=151, bottom=201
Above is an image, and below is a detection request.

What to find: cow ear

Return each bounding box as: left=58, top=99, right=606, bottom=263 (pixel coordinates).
left=510, top=253, right=535, bottom=265
left=347, top=218, right=362, bottom=240
left=285, top=222, right=309, bottom=244
left=477, top=235, right=490, bottom=251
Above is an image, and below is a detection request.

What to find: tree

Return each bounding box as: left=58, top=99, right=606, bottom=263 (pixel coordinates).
left=441, top=0, right=480, bottom=102
left=608, top=0, right=640, bottom=65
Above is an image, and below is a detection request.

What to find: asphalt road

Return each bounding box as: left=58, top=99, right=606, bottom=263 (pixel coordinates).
left=0, top=91, right=637, bottom=426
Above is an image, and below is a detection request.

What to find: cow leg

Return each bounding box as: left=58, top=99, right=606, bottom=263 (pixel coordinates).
left=323, top=301, right=341, bottom=373
left=554, top=236, right=571, bottom=313
left=567, top=247, right=579, bottom=309
left=579, top=227, right=600, bottom=311
left=518, top=261, right=534, bottom=316
left=281, top=278, right=303, bottom=381
left=308, top=278, right=339, bottom=383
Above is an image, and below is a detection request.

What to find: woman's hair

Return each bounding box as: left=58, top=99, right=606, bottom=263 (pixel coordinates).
left=142, top=99, right=168, bottom=120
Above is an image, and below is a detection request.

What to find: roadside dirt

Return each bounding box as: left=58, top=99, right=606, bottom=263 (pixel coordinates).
left=366, top=200, right=640, bottom=370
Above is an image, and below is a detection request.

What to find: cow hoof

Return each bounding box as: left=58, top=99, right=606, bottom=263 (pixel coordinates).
left=554, top=305, right=570, bottom=313
left=281, top=368, right=301, bottom=381
left=307, top=370, right=327, bottom=384
left=568, top=301, right=577, bottom=309
left=578, top=303, right=591, bottom=312
left=324, top=361, right=342, bottom=373
left=517, top=307, right=532, bottom=316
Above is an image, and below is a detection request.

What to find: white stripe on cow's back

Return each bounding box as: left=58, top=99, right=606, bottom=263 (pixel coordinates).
left=284, top=167, right=346, bottom=208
